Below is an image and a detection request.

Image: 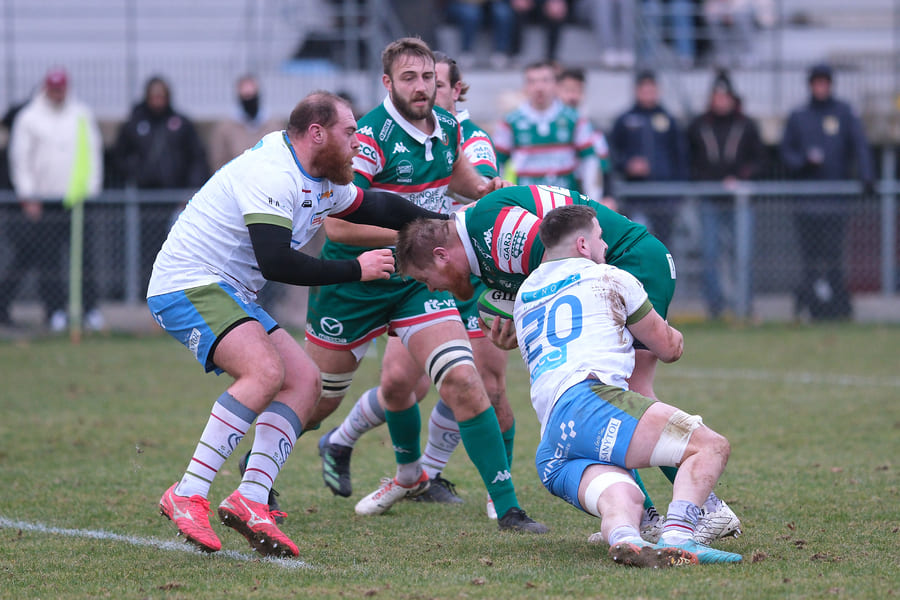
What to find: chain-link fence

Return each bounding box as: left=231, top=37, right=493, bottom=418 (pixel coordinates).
left=1, top=174, right=898, bottom=335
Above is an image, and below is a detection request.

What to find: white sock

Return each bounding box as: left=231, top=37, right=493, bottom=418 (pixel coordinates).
left=177, top=392, right=256, bottom=498
left=333, top=387, right=384, bottom=448
left=421, top=398, right=460, bottom=479
left=237, top=401, right=301, bottom=504
left=396, top=460, right=423, bottom=487
left=660, top=500, right=701, bottom=544
left=608, top=525, right=642, bottom=547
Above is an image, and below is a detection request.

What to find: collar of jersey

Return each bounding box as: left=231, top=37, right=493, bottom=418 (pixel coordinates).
left=456, top=109, right=470, bottom=124
left=453, top=212, right=481, bottom=277
left=282, top=131, right=321, bottom=181
left=382, top=95, right=442, bottom=145
left=519, top=99, right=563, bottom=123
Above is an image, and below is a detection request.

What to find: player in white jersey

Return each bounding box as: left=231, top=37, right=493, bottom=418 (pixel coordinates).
left=148, top=91, right=448, bottom=558
left=516, top=204, right=743, bottom=566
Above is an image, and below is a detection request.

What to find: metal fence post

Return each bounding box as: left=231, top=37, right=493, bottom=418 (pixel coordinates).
left=734, top=187, right=752, bottom=320
left=881, top=146, right=897, bottom=296
left=124, top=186, right=141, bottom=305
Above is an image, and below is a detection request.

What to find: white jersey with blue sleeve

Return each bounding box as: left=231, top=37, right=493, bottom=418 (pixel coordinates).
left=514, top=257, right=652, bottom=434
left=147, top=130, right=363, bottom=300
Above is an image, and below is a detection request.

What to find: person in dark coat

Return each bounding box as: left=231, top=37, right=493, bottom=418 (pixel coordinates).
left=113, top=76, right=210, bottom=294
left=779, top=63, right=875, bottom=320
left=687, top=71, right=765, bottom=318
left=610, top=70, right=688, bottom=248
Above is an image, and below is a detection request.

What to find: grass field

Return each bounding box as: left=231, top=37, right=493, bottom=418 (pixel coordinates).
left=1, top=322, right=898, bottom=599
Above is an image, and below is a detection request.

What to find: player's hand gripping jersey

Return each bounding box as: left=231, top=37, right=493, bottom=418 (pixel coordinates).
left=456, top=185, right=649, bottom=294
left=514, top=258, right=653, bottom=433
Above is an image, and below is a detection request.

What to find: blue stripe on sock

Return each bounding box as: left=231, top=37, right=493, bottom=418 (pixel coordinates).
left=264, top=401, right=303, bottom=438
left=216, top=391, right=258, bottom=423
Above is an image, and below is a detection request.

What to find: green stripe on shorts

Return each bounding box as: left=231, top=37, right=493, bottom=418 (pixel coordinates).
left=184, top=283, right=251, bottom=338
left=589, top=383, right=656, bottom=420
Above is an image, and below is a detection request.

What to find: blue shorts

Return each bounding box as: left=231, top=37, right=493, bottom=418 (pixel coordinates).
left=147, top=282, right=278, bottom=373
left=535, top=380, right=655, bottom=512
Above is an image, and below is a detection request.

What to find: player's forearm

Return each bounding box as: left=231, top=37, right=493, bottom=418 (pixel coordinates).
left=342, top=189, right=448, bottom=229
left=248, top=223, right=362, bottom=285
left=325, top=217, right=397, bottom=247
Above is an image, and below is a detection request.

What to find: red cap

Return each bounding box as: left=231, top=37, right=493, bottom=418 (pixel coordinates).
left=45, top=68, right=68, bottom=89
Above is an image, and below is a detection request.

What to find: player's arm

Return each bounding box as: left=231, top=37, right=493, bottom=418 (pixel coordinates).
left=248, top=223, right=393, bottom=284
left=449, top=152, right=506, bottom=200
left=326, top=189, right=448, bottom=246
left=627, top=305, right=684, bottom=363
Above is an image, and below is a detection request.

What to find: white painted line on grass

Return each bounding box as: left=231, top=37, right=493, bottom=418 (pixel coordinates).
left=670, top=367, right=900, bottom=388
left=0, top=516, right=311, bottom=569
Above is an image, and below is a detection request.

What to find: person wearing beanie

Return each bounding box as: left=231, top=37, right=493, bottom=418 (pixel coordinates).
left=779, top=63, right=875, bottom=320
left=687, top=71, right=765, bottom=319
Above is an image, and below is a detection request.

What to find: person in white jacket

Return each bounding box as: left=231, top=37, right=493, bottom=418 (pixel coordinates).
left=3, top=67, right=104, bottom=332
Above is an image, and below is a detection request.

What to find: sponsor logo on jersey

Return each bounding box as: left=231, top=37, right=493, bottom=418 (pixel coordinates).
left=359, top=142, right=378, bottom=163
left=318, top=189, right=333, bottom=199
left=559, top=419, right=577, bottom=441
left=466, top=315, right=479, bottom=330
left=358, top=125, right=374, bottom=137
left=378, top=119, right=394, bottom=141
left=267, top=196, right=281, bottom=208
left=301, top=198, right=312, bottom=208
left=396, top=160, right=414, bottom=183
left=598, top=418, right=622, bottom=463
left=393, top=141, right=410, bottom=154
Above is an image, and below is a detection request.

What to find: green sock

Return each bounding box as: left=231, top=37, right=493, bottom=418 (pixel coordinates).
left=459, top=406, right=518, bottom=519
left=384, top=404, right=421, bottom=465
left=502, top=420, right=516, bottom=469
left=659, top=466, right=678, bottom=484
left=633, top=470, right=655, bottom=510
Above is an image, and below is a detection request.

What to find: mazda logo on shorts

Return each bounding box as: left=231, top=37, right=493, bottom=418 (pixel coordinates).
left=320, top=317, right=343, bottom=336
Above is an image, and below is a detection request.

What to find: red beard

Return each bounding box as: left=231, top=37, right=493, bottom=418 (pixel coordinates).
left=312, top=137, right=355, bottom=185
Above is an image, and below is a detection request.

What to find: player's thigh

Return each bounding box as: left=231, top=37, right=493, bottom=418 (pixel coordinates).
left=382, top=336, right=432, bottom=402
left=214, top=320, right=283, bottom=387
left=269, top=328, right=321, bottom=406
left=406, top=318, right=479, bottom=390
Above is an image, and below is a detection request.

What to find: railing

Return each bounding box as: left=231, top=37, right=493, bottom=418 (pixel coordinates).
left=2, top=169, right=898, bottom=324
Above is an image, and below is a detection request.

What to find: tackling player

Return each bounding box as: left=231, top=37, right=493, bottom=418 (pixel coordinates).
left=514, top=204, right=742, bottom=565
left=148, top=91, right=448, bottom=557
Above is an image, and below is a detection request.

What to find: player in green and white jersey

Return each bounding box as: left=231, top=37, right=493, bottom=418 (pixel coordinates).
left=313, top=50, right=520, bottom=515
left=493, top=61, right=601, bottom=200
left=303, top=38, right=546, bottom=532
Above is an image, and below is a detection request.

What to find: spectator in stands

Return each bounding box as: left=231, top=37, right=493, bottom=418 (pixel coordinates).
left=687, top=71, right=765, bottom=319
left=510, top=0, right=568, bottom=63
left=208, top=75, right=284, bottom=172
left=494, top=60, right=601, bottom=201
left=704, top=0, right=775, bottom=68
left=641, top=0, right=695, bottom=67
left=113, top=75, right=210, bottom=294
left=573, top=0, right=636, bottom=68
left=609, top=70, right=687, bottom=248
left=556, top=67, right=618, bottom=211
left=446, top=0, right=516, bottom=69
left=779, top=63, right=875, bottom=321
left=1, top=67, right=104, bottom=333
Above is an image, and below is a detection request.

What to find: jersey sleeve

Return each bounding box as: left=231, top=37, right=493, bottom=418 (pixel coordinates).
left=492, top=119, right=513, bottom=163
left=462, top=131, right=499, bottom=179
left=490, top=206, right=541, bottom=275
left=236, top=167, right=294, bottom=229
left=352, top=129, right=384, bottom=189
left=612, top=267, right=651, bottom=321
left=329, top=183, right=365, bottom=218
left=574, top=117, right=596, bottom=159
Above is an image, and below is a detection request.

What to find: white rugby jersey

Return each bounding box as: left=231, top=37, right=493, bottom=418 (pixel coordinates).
left=514, top=257, right=652, bottom=434
left=147, top=130, right=363, bottom=300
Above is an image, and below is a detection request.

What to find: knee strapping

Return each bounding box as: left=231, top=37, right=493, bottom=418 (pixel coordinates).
left=649, top=410, right=703, bottom=467
left=425, top=340, right=475, bottom=392
left=320, top=371, right=355, bottom=398
left=582, top=471, right=642, bottom=518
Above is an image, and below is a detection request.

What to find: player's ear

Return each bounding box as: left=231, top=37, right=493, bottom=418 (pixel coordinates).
left=382, top=73, right=392, bottom=91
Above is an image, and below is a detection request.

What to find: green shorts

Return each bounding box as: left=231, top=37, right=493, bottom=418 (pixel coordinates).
left=305, top=273, right=462, bottom=354
left=611, top=234, right=676, bottom=320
